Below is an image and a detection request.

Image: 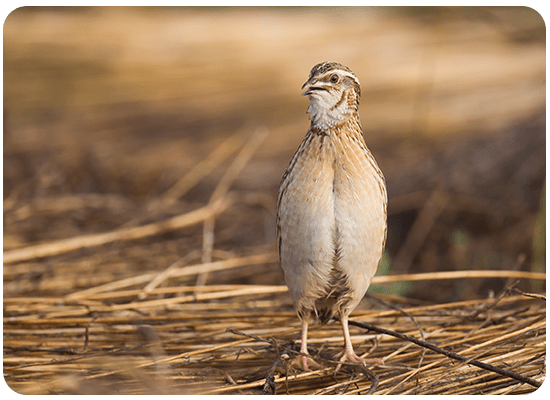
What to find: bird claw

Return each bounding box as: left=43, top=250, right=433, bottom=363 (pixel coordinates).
left=335, top=349, right=384, bottom=372
left=292, top=354, right=322, bottom=371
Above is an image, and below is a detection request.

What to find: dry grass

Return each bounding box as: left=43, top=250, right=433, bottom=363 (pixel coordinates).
left=4, top=273, right=545, bottom=395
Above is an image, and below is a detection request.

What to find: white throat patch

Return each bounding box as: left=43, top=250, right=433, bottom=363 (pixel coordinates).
left=307, top=90, right=350, bottom=130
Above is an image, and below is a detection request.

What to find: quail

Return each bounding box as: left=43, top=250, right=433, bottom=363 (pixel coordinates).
left=277, top=61, right=387, bottom=371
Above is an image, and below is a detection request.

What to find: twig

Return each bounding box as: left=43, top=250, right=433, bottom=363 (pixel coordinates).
left=136, top=250, right=202, bottom=301
left=65, top=252, right=278, bottom=300
left=262, top=352, right=291, bottom=395
left=464, top=281, right=519, bottom=322
left=262, top=364, right=278, bottom=394
left=198, top=218, right=215, bottom=281
left=137, top=249, right=234, bottom=300
left=83, top=316, right=98, bottom=352
left=354, top=364, right=380, bottom=395
left=161, top=126, right=248, bottom=204
left=226, top=327, right=274, bottom=344
left=226, top=327, right=322, bottom=367
left=197, top=126, right=269, bottom=286
left=511, top=288, right=546, bottom=301
left=372, top=270, right=546, bottom=283
left=458, top=282, right=521, bottom=338
left=208, top=126, right=269, bottom=206
left=226, top=328, right=295, bottom=356
left=311, top=372, right=363, bottom=395
left=366, top=292, right=426, bottom=368
left=335, top=316, right=542, bottom=388
left=107, top=286, right=289, bottom=311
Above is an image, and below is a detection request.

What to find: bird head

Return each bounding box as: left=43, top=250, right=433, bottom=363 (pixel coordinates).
left=301, top=61, right=361, bottom=130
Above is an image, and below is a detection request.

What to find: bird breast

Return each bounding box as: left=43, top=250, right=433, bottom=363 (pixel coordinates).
left=278, top=125, right=387, bottom=316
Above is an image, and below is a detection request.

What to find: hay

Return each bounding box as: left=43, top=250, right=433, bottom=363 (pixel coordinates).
left=4, top=267, right=545, bottom=395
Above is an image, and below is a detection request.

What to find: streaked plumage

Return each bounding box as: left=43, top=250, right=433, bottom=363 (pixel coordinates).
left=277, top=61, right=387, bottom=370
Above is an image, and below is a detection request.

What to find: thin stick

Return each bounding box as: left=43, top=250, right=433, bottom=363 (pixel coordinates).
left=41, top=267, right=549, bottom=302
left=106, top=286, right=288, bottom=311
left=511, top=288, right=546, bottom=300
left=366, top=292, right=426, bottom=368
left=355, top=364, right=380, bottom=395
left=208, top=126, right=269, bottom=205
left=197, top=126, right=269, bottom=286
left=200, top=218, right=215, bottom=264
left=3, top=197, right=231, bottom=264
left=137, top=249, right=235, bottom=300
left=198, top=217, right=215, bottom=287
left=336, top=316, right=542, bottom=388
left=373, top=269, right=545, bottom=283
left=162, top=127, right=248, bottom=204
left=137, top=251, right=201, bottom=300
left=65, top=252, right=278, bottom=300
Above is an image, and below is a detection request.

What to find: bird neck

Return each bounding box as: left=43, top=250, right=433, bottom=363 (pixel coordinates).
left=310, top=112, right=362, bottom=138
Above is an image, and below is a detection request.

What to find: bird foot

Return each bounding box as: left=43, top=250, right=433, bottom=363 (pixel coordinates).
left=292, top=354, right=322, bottom=371
left=335, top=349, right=384, bottom=372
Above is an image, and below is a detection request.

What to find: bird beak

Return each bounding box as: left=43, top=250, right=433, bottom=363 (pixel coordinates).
left=301, top=79, right=325, bottom=96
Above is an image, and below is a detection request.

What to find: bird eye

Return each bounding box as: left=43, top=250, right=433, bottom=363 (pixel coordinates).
left=330, top=74, right=339, bottom=83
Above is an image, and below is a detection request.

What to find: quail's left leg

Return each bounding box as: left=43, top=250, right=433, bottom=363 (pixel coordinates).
left=336, top=314, right=384, bottom=372
left=297, top=319, right=322, bottom=371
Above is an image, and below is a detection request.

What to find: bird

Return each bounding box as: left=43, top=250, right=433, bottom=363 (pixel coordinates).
left=276, top=61, right=387, bottom=371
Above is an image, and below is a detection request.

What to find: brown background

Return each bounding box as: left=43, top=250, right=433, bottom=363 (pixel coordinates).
left=4, top=6, right=545, bottom=303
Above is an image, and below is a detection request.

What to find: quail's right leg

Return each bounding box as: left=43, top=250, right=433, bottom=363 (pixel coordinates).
left=335, top=314, right=384, bottom=372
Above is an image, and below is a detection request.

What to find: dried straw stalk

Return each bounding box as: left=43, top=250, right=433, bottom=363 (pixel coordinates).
left=4, top=274, right=545, bottom=395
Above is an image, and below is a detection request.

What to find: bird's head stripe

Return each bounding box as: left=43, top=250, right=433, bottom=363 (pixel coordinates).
left=317, top=69, right=359, bottom=85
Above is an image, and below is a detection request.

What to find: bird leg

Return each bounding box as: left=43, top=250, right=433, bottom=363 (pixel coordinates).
left=300, top=320, right=310, bottom=370
left=336, top=314, right=384, bottom=372
left=297, top=319, right=322, bottom=371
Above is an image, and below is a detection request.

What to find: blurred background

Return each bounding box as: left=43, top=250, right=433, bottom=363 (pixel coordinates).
left=3, top=6, right=546, bottom=303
